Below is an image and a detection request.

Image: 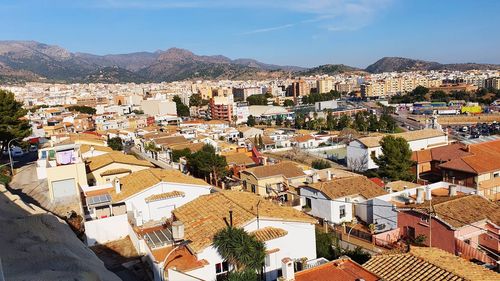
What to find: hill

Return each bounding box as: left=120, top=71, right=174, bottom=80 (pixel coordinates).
left=299, top=64, right=361, bottom=76
left=366, top=57, right=500, bottom=73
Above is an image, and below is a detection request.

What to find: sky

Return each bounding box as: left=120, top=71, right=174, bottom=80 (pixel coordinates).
left=0, top=0, right=499, bottom=68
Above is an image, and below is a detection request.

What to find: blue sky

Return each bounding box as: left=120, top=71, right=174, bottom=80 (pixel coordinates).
left=0, top=0, right=499, bottom=67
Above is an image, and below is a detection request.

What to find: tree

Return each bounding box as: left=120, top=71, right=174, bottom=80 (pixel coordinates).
left=173, top=95, right=190, bottom=117
left=171, top=148, right=191, bottom=162
left=294, top=113, right=306, bottom=129
left=247, top=115, right=256, bottom=127
left=186, top=144, right=227, bottom=184
left=189, top=93, right=206, bottom=107
left=213, top=226, right=266, bottom=272
left=0, top=90, right=31, bottom=152
left=275, top=115, right=283, bottom=126
left=311, top=159, right=332, bottom=169
left=283, top=99, right=295, bottom=107
left=430, top=90, right=448, bottom=102
left=67, top=105, right=96, bottom=115
left=246, top=93, right=271, bottom=105
left=315, top=229, right=340, bottom=261
left=337, top=115, right=351, bottom=129
left=352, top=112, right=368, bottom=132
left=258, top=135, right=264, bottom=149
left=372, top=135, right=415, bottom=181
left=226, top=270, right=258, bottom=281
left=107, top=137, right=123, bottom=151
left=132, top=109, right=144, bottom=114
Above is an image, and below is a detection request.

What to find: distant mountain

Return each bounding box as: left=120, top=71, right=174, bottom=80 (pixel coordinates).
left=299, top=64, right=362, bottom=76
left=365, top=57, right=500, bottom=73
left=0, top=41, right=303, bottom=83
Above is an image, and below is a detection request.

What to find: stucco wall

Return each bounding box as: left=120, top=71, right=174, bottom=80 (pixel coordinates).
left=84, top=214, right=129, bottom=246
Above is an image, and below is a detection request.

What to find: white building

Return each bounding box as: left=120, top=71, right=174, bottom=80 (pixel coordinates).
left=346, top=129, right=448, bottom=171
left=146, top=191, right=317, bottom=281
left=141, top=99, right=177, bottom=116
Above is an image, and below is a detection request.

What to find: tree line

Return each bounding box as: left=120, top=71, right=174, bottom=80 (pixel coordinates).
left=390, top=85, right=500, bottom=105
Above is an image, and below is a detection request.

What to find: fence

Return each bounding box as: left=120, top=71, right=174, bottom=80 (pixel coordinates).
left=345, top=226, right=372, bottom=243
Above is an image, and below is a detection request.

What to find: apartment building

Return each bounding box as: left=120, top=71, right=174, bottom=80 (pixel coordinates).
left=209, top=96, right=233, bottom=122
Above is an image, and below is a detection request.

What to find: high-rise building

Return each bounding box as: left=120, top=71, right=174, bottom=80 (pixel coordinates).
left=317, top=78, right=334, bottom=94
left=209, top=96, right=233, bottom=122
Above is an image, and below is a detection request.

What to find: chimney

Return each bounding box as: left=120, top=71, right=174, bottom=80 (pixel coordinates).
left=312, top=173, right=319, bottom=183
left=449, top=184, right=457, bottom=197
left=281, top=257, right=294, bottom=281
left=425, top=186, right=432, bottom=201
left=326, top=170, right=332, bottom=181
left=114, top=177, right=121, bottom=194
left=171, top=221, right=185, bottom=241
left=416, top=188, right=424, bottom=204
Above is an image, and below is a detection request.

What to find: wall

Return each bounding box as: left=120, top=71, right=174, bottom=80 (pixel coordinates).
left=124, top=182, right=211, bottom=225
left=356, top=198, right=398, bottom=233
left=47, top=162, right=87, bottom=202
left=84, top=213, right=129, bottom=246
left=398, top=210, right=456, bottom=254
left=301, top=187, right=353, bottom=225
left=168, top=269, right=204, bottom=281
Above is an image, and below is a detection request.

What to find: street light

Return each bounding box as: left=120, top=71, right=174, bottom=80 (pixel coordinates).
left=160, top=239, right=191, bottom=281
left=8, top=137, right=21, bottom=176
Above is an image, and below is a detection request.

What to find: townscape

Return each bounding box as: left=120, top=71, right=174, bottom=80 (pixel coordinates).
left=1, top=1, right=500, bottom=281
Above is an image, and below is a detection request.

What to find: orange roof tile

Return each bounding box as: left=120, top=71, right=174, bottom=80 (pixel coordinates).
left=296, top=258, right=380, bottom=281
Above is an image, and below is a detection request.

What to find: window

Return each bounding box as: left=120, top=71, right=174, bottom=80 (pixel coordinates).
left=215, top=261, right=229, bottom=280
left=251, top=184, right=256, bottom=193
left=305, top=198, right=312, bottom=209
left=494, top=173, right=499, bottom=178
left=339, top=205, right=346, bottom=218
left=242, top=180, right=247, bottom=190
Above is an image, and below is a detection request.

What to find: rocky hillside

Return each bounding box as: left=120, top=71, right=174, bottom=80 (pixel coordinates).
left=300, top=64, right=362, bottom=76
left=365, top=57, right=500, bottom=73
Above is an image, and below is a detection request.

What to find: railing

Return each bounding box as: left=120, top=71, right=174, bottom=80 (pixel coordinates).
left=345, top=226, right=373, bottom=243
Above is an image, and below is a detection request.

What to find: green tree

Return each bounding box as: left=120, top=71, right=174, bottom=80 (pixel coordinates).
left=226, top=270, right=258, bottom=281
left=368, top=114, right=379, bottom=132
left=67, top=105, right=97, bottom=115
left=283, top=99, right=295, bottom=107
left=173, top=95, right=190, bottom=117
left=132, top=109, right=144, bottom=114
left=107, top=137, right=123, bottom=151
left=246, top=115, right=256, bottom=127
left=337, top=115, right=351, bottom=130
left=311, top=159, right=332, bottom=169
left=213, top=226, right=266, bottom=272
left=315, top=229, right=339, bottom=261
left=372, top=135, right=415, bottom=181
left=0, top=90, right=31, bottom=152
left=275, top=115, right=283, bottom=126
left=186, top=144, right=227, bottom=183
left=189, top=93, right=206, bottom=107
left=379, top=112, right=397, bottom=133
left=258, top=135, right=264, bottom=149
left=353, top=112, right=368, bottom=132
left=246, top=93, right=272, bottom=105
left=171, top=148, right=191, bottom=162
left=430, top=90, right=448, bottom=102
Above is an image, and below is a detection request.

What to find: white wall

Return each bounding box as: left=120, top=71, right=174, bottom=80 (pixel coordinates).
left=301, top=187, right=353, bottom=224
left=124, top=182, right=211, bottom=225
left=84, top=214, right=129, bottom=246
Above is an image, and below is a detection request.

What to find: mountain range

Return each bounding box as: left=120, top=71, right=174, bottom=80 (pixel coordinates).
left=0, top=41, right=498, bottom=83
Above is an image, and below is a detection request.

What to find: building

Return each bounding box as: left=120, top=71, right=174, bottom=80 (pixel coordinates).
left=86, top=151, right=154, bottom=185
left=291, top=257, right=381, bottom=281
left=317, top=78, right=334, bottom=94
left=300, top=175, right=387, bottom=224
left=160, top=191, right=317, bottom=281
left=364, top=246, right=500, bottom=281
left=239, top=161, right=307, bottom=200
left=347, top=129, right=448, bottom=171
left=209, top=96, right=233, bottom=122
left=291, top=79, right=310, bottom=97
left=398, top=191, right=500, bottom=265
left=315, top=100, right=338, bottom=112
left=141, top=99, right=177, bottom=116
left=232, top=87, right=262, bottom=101
left=485, top=77, right=500, bottom=90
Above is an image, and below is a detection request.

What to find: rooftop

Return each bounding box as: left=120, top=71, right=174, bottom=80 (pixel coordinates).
left=305, top=176, right=387, bottom=200
left=172, top=191, right=316, bottom=253
left=295, top=257, right=380, bottom=281
left=356, top=129, right=445, bottom=148
left=440, top=139, right=500, bottom=174
left=87, top=151, right=154, bottom=171
left=363, top=246, right=500, bottom=281
left=241, top=161, right=306, bottom=179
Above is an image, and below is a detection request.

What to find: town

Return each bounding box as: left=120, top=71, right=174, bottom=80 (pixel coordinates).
left=1, top=67, right=499, bottom=281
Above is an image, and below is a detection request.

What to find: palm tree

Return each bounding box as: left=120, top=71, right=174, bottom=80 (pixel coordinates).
left=213, top=226, right=266, bottom=272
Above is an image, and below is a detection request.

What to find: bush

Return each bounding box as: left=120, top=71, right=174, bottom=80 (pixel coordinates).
left=311, top=159, right=332, bottom=169
left=107, top=137, right=123, bottom=151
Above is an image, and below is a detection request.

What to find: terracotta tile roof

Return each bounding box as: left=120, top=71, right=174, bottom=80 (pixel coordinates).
left=80, top=144, right=113, bottom=154
left=87, top=151, right=154, bottom=171
left=224, top=153, right=256, bottom=166
left=296, top=258, right=380, bottom=281
left=293, top=135, right=315, bottom=143
left=369, top=177, right=385, bottom=188
left=250, top=227, right=288, bottom=242
left=170, top=142, right=204, bottom=152
left=401, top=195, right=500, bottom=229
left=110, top=168, right=210, bottom=202
left=172, top=191, right=316, bottom=253
left=144, top=191, right=185, bottom=203
left=364, top=246, right=500, bottom=281
left=100, top=168, right=132, bottom=177
left=152, top=245, right=209, bottom=272
left=440, top=139, right=500, bottom=174
left=430, top=142, right=470, bottom=162
left=411, top=149, right=432, bottom=164
left=385, top=180, right=421, bottom=192
left=306, top=176, right=387, bottom=199
left=241, top=161, right=306, bottom=179
left=153, top=135, right=188, bottom=146
left=357, top=129, right=445, bottom=148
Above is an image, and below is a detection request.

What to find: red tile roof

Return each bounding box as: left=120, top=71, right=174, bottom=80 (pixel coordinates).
left=295, top=258, right=380, bottom=281
left=439, top=139, right=500, bottom=174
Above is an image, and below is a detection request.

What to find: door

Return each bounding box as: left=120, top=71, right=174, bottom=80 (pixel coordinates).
left=51, top=178, right=76, bottom=200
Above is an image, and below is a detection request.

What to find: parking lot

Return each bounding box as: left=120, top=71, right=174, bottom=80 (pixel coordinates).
left=447, top=122, right=500, bottom=143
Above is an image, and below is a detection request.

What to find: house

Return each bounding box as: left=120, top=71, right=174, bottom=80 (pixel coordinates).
left=82, top=168, right=212, bottom=246
left=223, top=149, right=258, bottom=176
left=289, top=257, right=380, bottom=281
left=346, top=129, right=448, bottom=171
left=239, top=161, right=307, bottom=200
left=398, top=190, right=500, bottom=265
left=363, top=246, right=500, bottom=281
left=438, top=139, right=500, bottom=200
left=86, top=151, right=154, bottom=185
left=300, top=175, right=387, bottom=224
left=238, top=126, right=264, bottom=139
left=411, top=142, right=471, bottom=179
left=154, top=191, right=317, bottom=281
left=80, top=144, right=113, bottom=159
left=292, top=134, right=318, bottom=149
left=37, top=143, right=87, bottom=202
